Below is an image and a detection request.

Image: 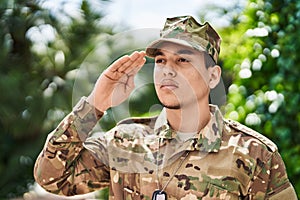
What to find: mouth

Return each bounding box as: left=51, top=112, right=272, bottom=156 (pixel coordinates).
left=159, top=79, right=179, bottom=91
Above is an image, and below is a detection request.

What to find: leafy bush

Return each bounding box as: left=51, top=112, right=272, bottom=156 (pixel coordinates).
left=220, top=0, right=300, bottom=197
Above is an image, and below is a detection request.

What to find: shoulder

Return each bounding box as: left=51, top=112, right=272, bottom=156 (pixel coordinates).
left=224, top=119, right=278, bottom=152
left=117, top=115, right=157, bottom=128
left=107, top=115, right=158, bottom=140
left=104, top=116, right=159, bottom=155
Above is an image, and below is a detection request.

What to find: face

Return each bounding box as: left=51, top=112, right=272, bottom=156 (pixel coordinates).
left=153, top=42, right=220, bottom=109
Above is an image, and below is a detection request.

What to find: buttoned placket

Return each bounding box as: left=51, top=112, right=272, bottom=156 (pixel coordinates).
left=150, top=105, right=224, bottom=197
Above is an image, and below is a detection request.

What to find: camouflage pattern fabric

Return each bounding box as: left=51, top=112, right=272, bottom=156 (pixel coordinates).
left=34, top=98, right=298, bottom=199
left=146, top=15, right=222, bottom=63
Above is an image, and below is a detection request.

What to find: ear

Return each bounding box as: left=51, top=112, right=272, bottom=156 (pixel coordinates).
left=208, top=65, right=222, bottom=89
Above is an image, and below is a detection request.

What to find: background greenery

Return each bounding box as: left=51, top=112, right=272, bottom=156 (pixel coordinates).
left=0, top=0, right=299, bottom=199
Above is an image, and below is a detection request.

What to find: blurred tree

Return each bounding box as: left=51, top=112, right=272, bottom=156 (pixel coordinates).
left=1, top=0, right=299, bottom=199
left=0, top=0, right=112, bottom=198
left=219, top=0, right=300, bottom=197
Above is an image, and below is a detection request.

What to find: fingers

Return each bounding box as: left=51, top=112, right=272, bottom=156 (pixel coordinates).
left=109, top=51, right=146, bottom=74
left=120, top=51, right=146, bottom=73
left=125, top=55, right=146, bottom=75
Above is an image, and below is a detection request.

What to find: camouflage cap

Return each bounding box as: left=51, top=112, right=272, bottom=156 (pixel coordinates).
left=146, top=15, right=221, bottom=63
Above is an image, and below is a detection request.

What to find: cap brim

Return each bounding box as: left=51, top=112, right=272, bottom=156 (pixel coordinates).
left=145, top=38, right=205, bottom=58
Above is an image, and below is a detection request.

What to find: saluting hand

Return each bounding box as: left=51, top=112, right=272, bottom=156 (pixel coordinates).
left=87, top=51, right=146, bottom=112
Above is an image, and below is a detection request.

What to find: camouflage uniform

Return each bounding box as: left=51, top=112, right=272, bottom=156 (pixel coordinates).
left=34, top=16, right=297, bottom=199
left=34, top=97, right=297, bottom=199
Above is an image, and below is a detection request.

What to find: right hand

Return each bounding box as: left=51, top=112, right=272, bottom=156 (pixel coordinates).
left=87, top=51, right=146, bottom=112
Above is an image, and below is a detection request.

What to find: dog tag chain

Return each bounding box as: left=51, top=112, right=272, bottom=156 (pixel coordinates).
left=152, top=150, right=190, bottom=200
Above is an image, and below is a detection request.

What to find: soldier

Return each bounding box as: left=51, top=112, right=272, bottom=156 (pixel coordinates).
left=34, top=16, right=297, bottom=199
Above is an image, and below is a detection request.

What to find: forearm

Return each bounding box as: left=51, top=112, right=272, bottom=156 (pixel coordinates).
left=34, top=97, right=109, bottom=195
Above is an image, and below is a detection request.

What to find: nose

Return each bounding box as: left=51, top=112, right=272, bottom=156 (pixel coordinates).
left=163, top=65, right=177, bottom=77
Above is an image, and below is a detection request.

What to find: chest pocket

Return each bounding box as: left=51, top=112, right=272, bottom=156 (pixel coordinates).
left=201, top=174, right=241, bottom=199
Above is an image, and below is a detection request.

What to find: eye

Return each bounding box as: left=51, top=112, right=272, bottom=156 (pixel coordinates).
left=155, top=57, right=166, bottom=64
left=177, top=57, right=190, bottom=63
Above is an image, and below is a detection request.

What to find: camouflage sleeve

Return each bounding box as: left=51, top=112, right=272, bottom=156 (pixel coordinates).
left=34, top=97, right=110, bottom=196
left=251, top=151, right=298, bottom=199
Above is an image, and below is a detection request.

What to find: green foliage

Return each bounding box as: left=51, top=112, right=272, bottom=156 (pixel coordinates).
left=1, top=0, right=299, bottom=199
left=0, top=0, right=112, bottom=198
left=220, top=0, right=300, bottom=197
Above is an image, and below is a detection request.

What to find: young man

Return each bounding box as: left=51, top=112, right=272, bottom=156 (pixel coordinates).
left=34, top=16, right=297, bottom=199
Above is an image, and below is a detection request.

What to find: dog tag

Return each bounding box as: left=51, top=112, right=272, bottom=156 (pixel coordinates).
left=152, top=190, right=167, bottom=200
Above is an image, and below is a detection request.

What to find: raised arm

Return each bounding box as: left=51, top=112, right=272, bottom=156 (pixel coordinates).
left=87, top=51, right=146, bottom=112
left=34, top=51, right=146, bottom=196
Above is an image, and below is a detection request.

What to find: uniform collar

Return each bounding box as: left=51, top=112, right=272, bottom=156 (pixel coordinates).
left=154, top=105, right=224, bottom=152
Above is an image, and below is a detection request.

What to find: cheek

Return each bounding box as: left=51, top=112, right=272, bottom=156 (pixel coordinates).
left=186, top=70, right=210, bottom=91
left=192, top=66, right=210, bottom=82
left=153, top=66, right=162, bottom=83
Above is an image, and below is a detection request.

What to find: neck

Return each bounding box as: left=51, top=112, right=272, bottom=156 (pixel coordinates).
left=166, top=100, right=211, bottom=133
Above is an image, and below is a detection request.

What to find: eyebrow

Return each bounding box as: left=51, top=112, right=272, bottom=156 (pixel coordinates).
left=154, top=50, right=164, bottom=56
left=154, top=49, right=195, bottom=56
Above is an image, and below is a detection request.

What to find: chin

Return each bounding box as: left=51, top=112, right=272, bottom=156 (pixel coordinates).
left=156, top=90, right=181, bottom=109
left=161, top=102, right=181, bottom=109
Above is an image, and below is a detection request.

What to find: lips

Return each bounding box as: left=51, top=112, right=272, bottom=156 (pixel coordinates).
left=159, top=79, right=179, bottom=91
